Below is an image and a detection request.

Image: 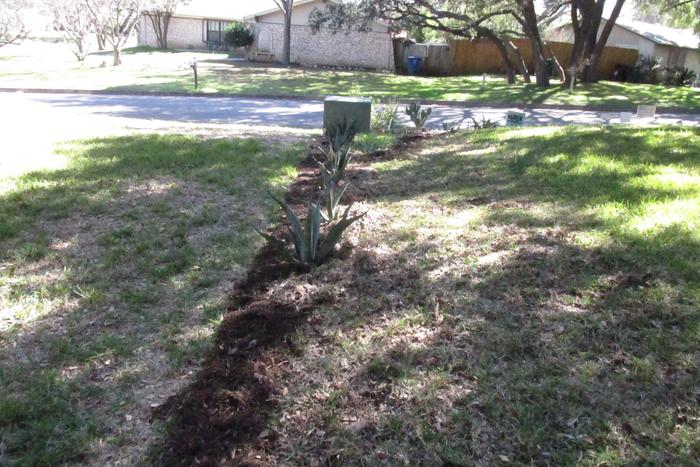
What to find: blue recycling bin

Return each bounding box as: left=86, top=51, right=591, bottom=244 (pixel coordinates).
left=406, top=56, right=423, bottom=75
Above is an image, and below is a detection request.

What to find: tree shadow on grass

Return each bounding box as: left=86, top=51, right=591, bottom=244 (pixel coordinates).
left=268, top=126, right=700, bottom=463
left=146, top=126, right=699, bottom=464
left=0, top=135, right=301, bottom=465
left=366, top=126, right=700, bottom=280
left=267, top=222, right=699, bottom=464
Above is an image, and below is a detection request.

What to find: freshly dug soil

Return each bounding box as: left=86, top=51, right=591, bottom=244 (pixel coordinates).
left=151, top=149, right=320, bottom=466
left=151, top=133, right=428, bottom=466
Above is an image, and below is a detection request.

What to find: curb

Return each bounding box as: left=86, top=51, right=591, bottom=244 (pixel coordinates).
left=0, top=87, right=697, bottom=115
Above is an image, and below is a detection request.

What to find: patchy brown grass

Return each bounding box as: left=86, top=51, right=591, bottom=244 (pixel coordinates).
left=0, top=135, right=305, bottom=465
left=153, top=126, right=700, bottom=465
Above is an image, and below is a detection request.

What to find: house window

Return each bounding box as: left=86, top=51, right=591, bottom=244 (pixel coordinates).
left=203, top=20, right=230, bottom=44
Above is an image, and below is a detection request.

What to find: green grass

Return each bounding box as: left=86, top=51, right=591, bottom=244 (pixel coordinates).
left=0, top=43, right=698, bottom=110
left=0, top=135, right=303, bottom=464
left=244, top=126, right=700, bottom=464
left=354, top=132, right=398, bottom=154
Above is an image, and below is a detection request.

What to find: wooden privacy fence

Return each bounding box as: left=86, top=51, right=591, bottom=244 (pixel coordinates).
left=394, top=38, right=639, bottom=79
left=394, top=40, right=452, bottom=75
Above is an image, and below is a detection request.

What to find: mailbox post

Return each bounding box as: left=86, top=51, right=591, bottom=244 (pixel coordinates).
left=189, top=57, right=198, bottom=90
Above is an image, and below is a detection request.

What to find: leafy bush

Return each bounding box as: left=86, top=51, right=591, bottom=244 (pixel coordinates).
left=669, top=67, right=697, bottom=87
left=354, top=133, right=397, bottom=154
left=405, top=101, right=432, bottom=130
left=627, top=55, right=663, bottom=84
left=258, top=195, right=363, bottom=267
left=224, top=22, right=254, bottom=48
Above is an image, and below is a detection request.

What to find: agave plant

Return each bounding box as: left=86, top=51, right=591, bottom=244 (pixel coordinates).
left=318, top=119, right=358, bottom=185
left=258, top=194, right=364, bottom=267
left=405, top=101, right=433, bottom=130
left=321, top=169, right=351, bottom=222
left=442, top=119, right=462, bottom=133
left=470, top=115, right=499, bottom=130
left=328, top=118, right=358, bottom=155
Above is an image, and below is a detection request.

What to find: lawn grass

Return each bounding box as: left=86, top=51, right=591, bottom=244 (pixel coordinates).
left=209, top=125, right=700, bottom=464
left=1, top=41, right=698, bottom=110
left=0, top=135, right=304, bottom=464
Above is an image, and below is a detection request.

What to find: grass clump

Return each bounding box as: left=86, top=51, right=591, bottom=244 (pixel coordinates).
left=0, top=134, right=303, bottom=464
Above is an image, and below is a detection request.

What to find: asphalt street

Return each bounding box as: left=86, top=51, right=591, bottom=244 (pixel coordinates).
left=3, top=91, right=698, bottom=131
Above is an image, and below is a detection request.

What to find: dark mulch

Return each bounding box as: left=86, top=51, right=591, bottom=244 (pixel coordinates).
left=150, top=149, right=320, bottom=466
left=150, top=134, right=428, bottom=466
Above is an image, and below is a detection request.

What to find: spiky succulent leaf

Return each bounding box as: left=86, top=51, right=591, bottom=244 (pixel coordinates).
left=270, top=194, right=306, bottom=263
left=329, top=118, right=358, bottom=154
left=305, top=203, right=322, bottom=263
left=316, top=205, right=365, bottom=263
left=323, top=181, right=350, bottom=222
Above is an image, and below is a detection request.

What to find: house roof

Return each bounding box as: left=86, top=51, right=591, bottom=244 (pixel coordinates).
left=612, top=18, right=699, bottom=50
left=242, top=0, right=391, bottom=30
left=172, top=0, right=276, bottom=21
left=243, top=0, right=322, bottom=21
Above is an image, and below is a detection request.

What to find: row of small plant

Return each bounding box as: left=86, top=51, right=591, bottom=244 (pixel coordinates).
left=442, top=115, right=500, bottom=132
left=257, top=121, right=364, bottom=267
left=371, top=99, right=433, bottom=133
left=373, top=99, right=499, bottom=134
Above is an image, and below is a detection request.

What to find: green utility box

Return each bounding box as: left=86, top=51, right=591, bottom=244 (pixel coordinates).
left=324, top=96, right=372, bottom=134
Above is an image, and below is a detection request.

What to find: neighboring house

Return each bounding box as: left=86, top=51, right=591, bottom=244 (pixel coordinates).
left=244, top=0, right=395, bottom=71
left=137, top=1, right=241, bottom=50
left=547, top=18, right=700, bottom=74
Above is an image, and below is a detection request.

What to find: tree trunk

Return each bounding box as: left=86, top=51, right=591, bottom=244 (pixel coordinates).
left=75, top=40, right=86, bottom=61
left=149, top=12, right=172, bottom=49
left=97, top=32, right=105, bottom=51
left=161, top=14, right=171, bottom=49
left=521, top=0, right=549, bottom=87
left=282, top=9, right=292, bottom=65
left=113, top=46, right=121, bottom=66
left=582, top=0, right=626, bottom=82
left=507, top=40, right=531, bottom=83
left=479, top=29, right=516, bottom=84
left=565, top=0, right=590, bottom=84
left=544, top=42, right=566, bottom=82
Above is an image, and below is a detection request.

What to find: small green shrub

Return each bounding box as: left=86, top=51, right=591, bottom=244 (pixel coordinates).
left=258, top=195, right=364, bottom=267
left=354, top=133, right=397, bottom=154
left=224, top=22, right=254, bottom=48
left=441, top=120, right=462, bottom=133
left=371, top=99, right=403, bottom=133
left=470, top=115, right=499, bottom=130
left=669, top=67, right=697, bottom=87
left=405, top=101, right=432, bottom=130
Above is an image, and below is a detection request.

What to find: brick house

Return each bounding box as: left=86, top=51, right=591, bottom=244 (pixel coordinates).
left=137, top=1, right=243, bottom=50
left=137, top=0, right=395, bottom=72
left=243, top=0, right=395, bottom=71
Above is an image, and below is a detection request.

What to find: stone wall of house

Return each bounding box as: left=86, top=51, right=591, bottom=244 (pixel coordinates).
left=247, top=23, right=395, bottom=72
left=138, top=16, right=206, bottom=49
